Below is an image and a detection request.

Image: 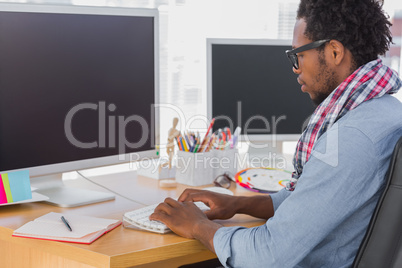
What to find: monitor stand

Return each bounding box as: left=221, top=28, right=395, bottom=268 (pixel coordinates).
left=30, top=173, right=115, bottom=207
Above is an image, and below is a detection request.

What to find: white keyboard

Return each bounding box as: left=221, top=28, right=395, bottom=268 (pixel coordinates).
left=123, top=201, right=210, bottom=234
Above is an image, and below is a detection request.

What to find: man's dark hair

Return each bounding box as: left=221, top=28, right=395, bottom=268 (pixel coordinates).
left=297, top=0, right=392, bottom=69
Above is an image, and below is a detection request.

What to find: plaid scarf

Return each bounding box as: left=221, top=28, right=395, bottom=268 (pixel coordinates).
left=286, top=59, right=401, bottom=191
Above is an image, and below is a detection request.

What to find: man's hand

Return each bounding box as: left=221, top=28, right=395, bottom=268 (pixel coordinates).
left=178, top=188, right=239, bottom=220
left=149, top=188, right=274, bottom=252
left=180, top=188, right=275, bottom=220
left=149, top=197, right=222, bottom=252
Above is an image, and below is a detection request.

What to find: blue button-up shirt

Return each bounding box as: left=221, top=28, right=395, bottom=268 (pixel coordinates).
left=214, top=95, right=402, bottom=268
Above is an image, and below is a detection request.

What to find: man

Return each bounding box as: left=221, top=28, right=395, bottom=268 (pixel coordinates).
left=150, top=0, right=402, bottom=267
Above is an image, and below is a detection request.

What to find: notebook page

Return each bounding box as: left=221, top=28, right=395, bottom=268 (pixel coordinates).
left=14, top=212, right=119, bottom=238
left=39, top=212, right=119, bottom=229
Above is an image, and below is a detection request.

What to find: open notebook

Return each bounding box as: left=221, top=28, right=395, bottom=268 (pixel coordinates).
left=13, top=212, right=121, bottom=244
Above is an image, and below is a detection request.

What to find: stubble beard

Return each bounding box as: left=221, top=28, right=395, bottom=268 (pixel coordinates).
left=311, top=52, right=338, bottom=106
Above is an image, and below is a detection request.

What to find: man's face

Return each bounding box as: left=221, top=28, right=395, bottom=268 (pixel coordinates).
left=292, top=19, right=339, bottom=106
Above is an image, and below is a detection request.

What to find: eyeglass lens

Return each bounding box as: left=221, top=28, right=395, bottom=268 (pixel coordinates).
left=289, top=54, right=298, bottom=69
left=213, top=173, right=233, bottom=189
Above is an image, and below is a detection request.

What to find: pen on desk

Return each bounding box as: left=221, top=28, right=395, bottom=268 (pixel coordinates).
left=61, top=216, right=72, bottom=232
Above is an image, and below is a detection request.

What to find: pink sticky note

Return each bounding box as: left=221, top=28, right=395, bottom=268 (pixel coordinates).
left=0, top=174, right=8, bottom=204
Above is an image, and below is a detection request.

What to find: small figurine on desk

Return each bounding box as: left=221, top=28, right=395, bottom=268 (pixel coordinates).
left=138, top=117, right=179, bottom=181
left=156, top=117, right=180, bottom=188
left=166, top=117, right=180, bottom=169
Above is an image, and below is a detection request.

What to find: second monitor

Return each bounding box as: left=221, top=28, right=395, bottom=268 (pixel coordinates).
left=207, top=38, right=315, bottom=152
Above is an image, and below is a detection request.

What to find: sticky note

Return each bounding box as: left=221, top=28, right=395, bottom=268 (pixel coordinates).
left=0, top=170, right=32, bottom=204
left=2, top=173, right=13, bottom=202
left=0, top=175, right=8, bottom=203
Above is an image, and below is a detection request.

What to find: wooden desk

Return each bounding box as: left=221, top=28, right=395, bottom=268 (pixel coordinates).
left=0, top=170, right=265, bottom=268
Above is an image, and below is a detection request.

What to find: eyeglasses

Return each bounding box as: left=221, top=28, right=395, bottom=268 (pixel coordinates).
left=285, top=39, right=330, bottom=69
left=214, top=172, right=235, bottom=189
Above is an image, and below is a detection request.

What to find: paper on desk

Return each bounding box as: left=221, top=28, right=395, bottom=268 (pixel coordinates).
left=14, top=212, right=119, bottom=238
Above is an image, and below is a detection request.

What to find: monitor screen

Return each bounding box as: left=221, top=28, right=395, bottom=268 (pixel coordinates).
left=207, top=39, right=314, bottom=142
left=0, top=4, right=159, bottom=206
left=0, top=4, right=159, bottom=175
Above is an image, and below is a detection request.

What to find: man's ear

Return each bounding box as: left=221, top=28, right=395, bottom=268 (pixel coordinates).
left=327, top=40, right=345, bottom=66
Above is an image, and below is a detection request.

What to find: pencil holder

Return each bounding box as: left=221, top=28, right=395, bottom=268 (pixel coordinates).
left=175, top=149, right=238, bottom=186
left=212, top=149, right=238, bottom=178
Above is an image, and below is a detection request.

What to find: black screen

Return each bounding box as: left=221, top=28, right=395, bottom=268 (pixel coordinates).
left=211, top=43, right=314, bottom=136
left=0, top=11, right=155, bottom=171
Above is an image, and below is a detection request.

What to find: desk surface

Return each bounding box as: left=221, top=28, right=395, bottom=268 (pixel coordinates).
left=0, top=170, right=266, bottom=268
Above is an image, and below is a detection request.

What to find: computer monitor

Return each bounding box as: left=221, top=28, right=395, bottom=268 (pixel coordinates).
left=0, top=3, right=159, bottom=207
left=207, top=38, right=314, bottom=153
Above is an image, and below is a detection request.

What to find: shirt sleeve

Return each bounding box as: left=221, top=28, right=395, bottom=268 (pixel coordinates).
left=213, top=124, right=382, bottom=267
left=270, top=187, right=291, bottom=211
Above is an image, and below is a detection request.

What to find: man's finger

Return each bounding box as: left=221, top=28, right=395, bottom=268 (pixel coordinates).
left=178, top=188, right=199, bottom=202
left=164, top=197, right=181, bottom=207
left=149, top=210, right=169, bottom=222
left=204, top=209, right=219, bottom=220
left=154, top=200, right=174, bottom=215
